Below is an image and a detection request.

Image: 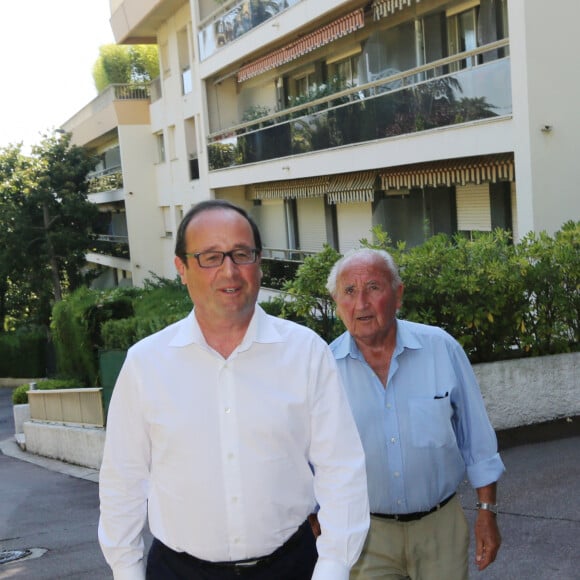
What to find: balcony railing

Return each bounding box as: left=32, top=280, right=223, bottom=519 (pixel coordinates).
left=62, top=83, right=151, bottom=129
left=91, top=236, right=130, bottom=259
left=88, top=169, right=123, bottom=193
left=198, top=0, right=302, bottom=61
left=208, top=40, right=511, bottom=170
left=261, top=249, right=317, bottom=290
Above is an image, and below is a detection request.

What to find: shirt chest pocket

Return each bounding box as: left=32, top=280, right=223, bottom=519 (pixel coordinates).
left=409, top=396, right=455, bottom=448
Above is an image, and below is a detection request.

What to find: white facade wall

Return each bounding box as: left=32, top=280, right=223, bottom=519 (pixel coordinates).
left=509, top=0, right=580, bottom=237
left=336, top=203, right=373, bottom=253
left=118, top=125, right=166, bottom=284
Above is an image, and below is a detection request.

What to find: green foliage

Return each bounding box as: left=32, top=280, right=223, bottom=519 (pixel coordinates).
left=517, top=221, right=580, bottom=355
left=93, top=45, right=160, bottom=92
left=389, top=230, right=527, bottom=362
left=50, top=287, right=102, bottom=385
left=0, top=327, right=47, bottom=377
left=50, top=276, right=191, bottom=381
left=12, top=378, right=83, bottom=405
left=0, top=134, right=99, bottom=330
left=208, top=142, right=238, bottom=170
left=281, top=245, right=344, bottom=342
left=273, top=223, right=579, bottom=363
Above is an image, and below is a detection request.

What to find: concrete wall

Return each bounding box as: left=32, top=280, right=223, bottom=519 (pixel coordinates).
left=23, top=422, right=105, bottom=471
left=474, top=352, right=579, bottom=431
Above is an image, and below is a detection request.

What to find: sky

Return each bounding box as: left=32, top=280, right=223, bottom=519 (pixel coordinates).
left=0, top=0, right=115, bottom=154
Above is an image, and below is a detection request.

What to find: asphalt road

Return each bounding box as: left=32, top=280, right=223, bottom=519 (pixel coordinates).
left=1, top=386, right=579, bottom=579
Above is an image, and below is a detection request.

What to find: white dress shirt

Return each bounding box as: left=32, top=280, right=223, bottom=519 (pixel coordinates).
left=98, top=306, right=369, bottom=580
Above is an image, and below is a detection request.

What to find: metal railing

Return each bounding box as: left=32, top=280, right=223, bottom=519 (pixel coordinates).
left=198, top=0, right=302, bottom=61
left=88, top=169, right=123, bottom=193
left=62, top=83, right=151, bottom=129
left=207, top=40, right=511, bottom=169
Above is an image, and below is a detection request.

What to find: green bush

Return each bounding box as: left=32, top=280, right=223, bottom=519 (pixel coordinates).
left=280, top=245, right=344, bottom=342
left=0, top=326, right=47, bottom=377
left=277, top=222, right=579, bottom=363
left=51, top=286, right=141, bottom=385
left=12, top=378, right=83, bottom=404
left=49, top=275, right=191, bottom=383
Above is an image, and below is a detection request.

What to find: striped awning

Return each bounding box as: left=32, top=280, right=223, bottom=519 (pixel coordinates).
left=372, top=0, right=421, bottom=21
left=380, top=154, right=515, bottom=191
left=249, top=171, right=377, bottom=203
left=326, top=171, right=377, bottom=204
left=249, top=176, right=329, bottom=200
left=237, top=9, right=365, bottom=83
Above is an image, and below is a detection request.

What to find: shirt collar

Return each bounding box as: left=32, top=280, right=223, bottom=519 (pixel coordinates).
left=333, top=319, right=423, bottom=360
left=169, top=305, right=284, bottom=349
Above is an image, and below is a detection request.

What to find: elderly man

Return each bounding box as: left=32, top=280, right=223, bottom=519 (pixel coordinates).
left=326, top=248, right=504, bottom=579
left=98, top=200, right=369, bottom=580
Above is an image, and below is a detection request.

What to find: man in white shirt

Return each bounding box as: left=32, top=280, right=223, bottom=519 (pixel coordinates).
left=98, top=199, right=369, bottom=580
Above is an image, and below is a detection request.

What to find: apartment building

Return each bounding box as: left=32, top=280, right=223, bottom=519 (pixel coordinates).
left=63, top=0, right=580, bottom=288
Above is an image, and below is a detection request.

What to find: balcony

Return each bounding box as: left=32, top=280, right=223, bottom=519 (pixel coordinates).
left=88, top=168, right=123, bottom=193
left=91, top=235, right=130, bottom=260
left=208, top=40, right=511, bottom=170
left=198, top=0, right=302, bottom=61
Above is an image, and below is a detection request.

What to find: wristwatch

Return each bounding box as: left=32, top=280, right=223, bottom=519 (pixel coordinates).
left=476, top=501, right=498, bottom=514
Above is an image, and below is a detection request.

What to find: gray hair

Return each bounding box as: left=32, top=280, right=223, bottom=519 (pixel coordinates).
left=326, top=248, right=402, bottom=295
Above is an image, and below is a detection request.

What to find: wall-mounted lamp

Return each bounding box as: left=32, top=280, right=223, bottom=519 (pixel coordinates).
left=541, top=125, right=553, bottom=133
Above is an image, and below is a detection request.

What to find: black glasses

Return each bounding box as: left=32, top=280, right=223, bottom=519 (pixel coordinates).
left=185, top=248, right=259, bottom=268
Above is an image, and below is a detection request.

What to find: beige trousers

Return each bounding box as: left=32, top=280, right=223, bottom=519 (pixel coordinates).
left=351, top=495, right=469, bottom=580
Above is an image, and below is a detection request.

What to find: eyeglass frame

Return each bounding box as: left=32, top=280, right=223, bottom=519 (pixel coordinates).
left=185, top=248, right=260, bottom=268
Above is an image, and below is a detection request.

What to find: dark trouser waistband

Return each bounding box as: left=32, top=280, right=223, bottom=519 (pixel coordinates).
left=154, top=519, right=311, bottom=570
left=371, top=492, right=456, bottom=523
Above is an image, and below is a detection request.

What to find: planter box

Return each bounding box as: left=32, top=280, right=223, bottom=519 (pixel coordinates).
left=28, top=388, right=105, bottom=427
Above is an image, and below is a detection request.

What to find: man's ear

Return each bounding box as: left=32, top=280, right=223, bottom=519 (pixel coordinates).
left=174, top=256, right=187, bottom=284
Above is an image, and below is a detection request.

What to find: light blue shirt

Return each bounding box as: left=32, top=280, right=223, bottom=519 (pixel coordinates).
left=330, top=319, right=505, bottom=514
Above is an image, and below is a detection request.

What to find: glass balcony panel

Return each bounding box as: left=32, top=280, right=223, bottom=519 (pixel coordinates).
left=208, top=51, right=511, bottom=170
left=198, top=0, right=302, bottom=61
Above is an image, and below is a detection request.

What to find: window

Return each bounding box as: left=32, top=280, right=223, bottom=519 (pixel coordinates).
left=327, top=48, right=361, bottom=90
left=156, top=133, right=166, bottom=163
left=447, top=5, right=479, bottom=69
left=447, top=0, right=510, bottom=70
left=178, top=26, right=192, bottom=95
left=161, top=206, right=172, bottom=238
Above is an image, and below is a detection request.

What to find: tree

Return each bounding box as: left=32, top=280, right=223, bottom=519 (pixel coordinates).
left=93, top=45, right=160, bottom=92
left=0, top=132, right=99, bottom=330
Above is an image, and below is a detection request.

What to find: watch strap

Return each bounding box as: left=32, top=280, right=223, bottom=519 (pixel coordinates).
left=476, top=501, right=498, bottom=514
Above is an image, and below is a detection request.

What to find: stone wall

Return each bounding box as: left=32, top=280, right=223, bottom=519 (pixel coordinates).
left=474, top=352, right=579, bottom=430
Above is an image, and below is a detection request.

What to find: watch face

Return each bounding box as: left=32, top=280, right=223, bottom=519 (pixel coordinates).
left=477, top=502, right=497, bottom=514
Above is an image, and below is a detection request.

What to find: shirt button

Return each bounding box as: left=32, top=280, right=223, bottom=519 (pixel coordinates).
left=397, top=499, right=402, bottom=505
left=390, top=437, right=396, bottom=444
left=386, top=403, right=392, bottom=409
left=394, top=471, right=400, bottom=477
left=232, top=496, right=238, bottom=503
left=227, top=452, right=234, bottom=460
left=225, top=407, right=231, bottom=414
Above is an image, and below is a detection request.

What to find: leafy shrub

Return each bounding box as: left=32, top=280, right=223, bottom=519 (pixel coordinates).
left=280, top=245, right=344, bottom=342
left=12, top=378, right=83, bottom=405
left=0, top=326, right=47, bottom=377
left=276, top=222, right=579, bottom=362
